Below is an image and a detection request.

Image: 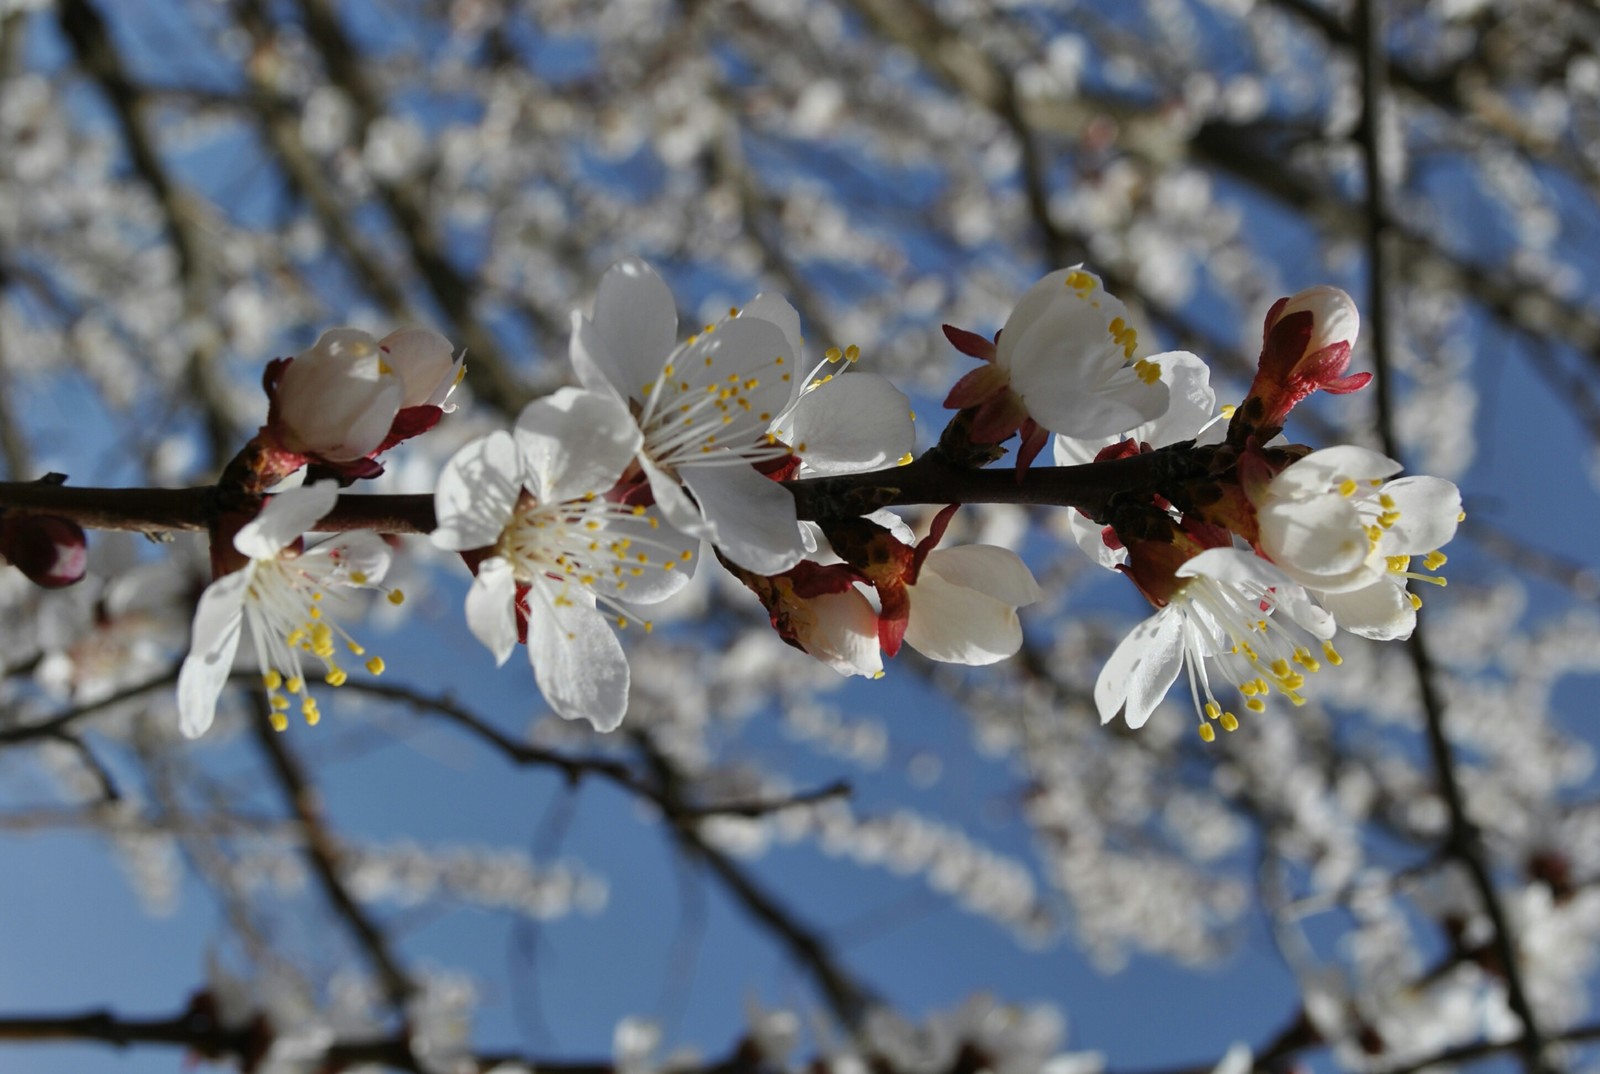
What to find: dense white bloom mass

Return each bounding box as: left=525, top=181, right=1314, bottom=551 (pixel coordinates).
left=569, top=258, right=809, bottom=574
left=177, top=482, right=395, bottom=738
left=431, top=388, right=695, bottom=731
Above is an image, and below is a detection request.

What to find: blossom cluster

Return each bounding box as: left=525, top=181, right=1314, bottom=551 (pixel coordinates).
left=148, top=260, right=1460, bottom=741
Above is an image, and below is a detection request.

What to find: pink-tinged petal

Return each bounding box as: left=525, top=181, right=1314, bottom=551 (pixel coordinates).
left=1380, top=476, right=1462, bottom=555
left=1095, top=607, right=1184, bottom=729
left=523, top=587, right=630, bottom=731
left=803, top=588, right=883, bottom=678
left=1319, top=580, right=1415, bottom=641
left=681, top=461, right=806, bottom=575
left=177, top=568, right=251, bottom=738
left=235, top=481, right=339, bottom=560
left=432, top=432, right=523, bottom=552
left=379, top=326, right=457, bottom=408
left=514, top=388, right=642, bottom=504
left=588, top=258, right=679, bottom=400
left=465, top=556, right=519, bottom=665
left=787, top=373, right=914, bottom=476
left=903, top=547, right=1039, bottom=665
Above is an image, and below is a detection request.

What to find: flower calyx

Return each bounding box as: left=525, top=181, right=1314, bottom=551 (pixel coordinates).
left=1230, top=286, right=1370, bottom=443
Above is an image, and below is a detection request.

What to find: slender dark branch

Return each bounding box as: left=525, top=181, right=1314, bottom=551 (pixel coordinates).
left=638, top=736, right=877, bottom=1029
left=0, top=667, right=179, bottom=746
left=248, top=699, right=419, bottom=1014
left=1356, top=3, right=1551, bottom=1072
left=0, top=448, right=1184, bottom=536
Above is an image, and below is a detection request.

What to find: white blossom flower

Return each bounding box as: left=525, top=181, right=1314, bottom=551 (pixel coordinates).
left=902, top=545, right=1043, bottom=665
left=431, top=388, right=695, bottom=731
left=944, top=267, right=1171, bottom=454
left=177, top=482, right=396, bottom=738
left=569, top=258, right=808, bottom=574
left=1252, top=445, right=1461, bottom=639
left=272, top=328, right=404, bottom=461
left=379, top=326, right=464, bottom=410
left=1096, top=547, right=1339, bottom=741
left=1054, top=350, right=1223, bottom=569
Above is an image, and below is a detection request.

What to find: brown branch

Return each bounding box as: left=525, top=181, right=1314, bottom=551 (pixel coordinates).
left=248, top=697, right=419, bottom=1014
left=0, top=447, right=1193, bottom=536
left=1356, top=3, right=1552, bottom=1071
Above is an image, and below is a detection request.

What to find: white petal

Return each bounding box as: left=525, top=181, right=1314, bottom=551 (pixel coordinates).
left=786, top=373, right=915, bottom=476
left=1319, top=579, right=1415, bottom=641
left=1272, top=446, right=1401, bottom=498
left=596, top=512, right=697, bottom=604
left=514, top=388, right=641, bottom=504
left=739, top=293, right=805, bottom=383
left=1378, top=476, right=1461, bottom=555
left=524, top=586, right=630, bottom=731
left=298, top=530, right=393, bottom=585
left=379, top=326, right=457, bottom=408
left=1026, top=366, right=1170, bottom=441
left=681, top=461, right=806, bottom=574
left=1065, top=508, right=1126, bottom=571
left=995, top=268, right=1126, bottom=371
left=1095, top=607, right=1184, bottom=729
left=918, top=545, right=1043, bottom=608
left=432, top=432, right=523, bottom=552
left=639, top=456, right=709, bottom=540
left=669, top=316, right=795, bottom=444
left=903, top=550, right=1037, bottom=665
left=1140, top=351, right=1218, bottom=446
left=464, top=556, right=519, bottom=665
left=235, top=481, right=339, bottom=559
left=177, top=569, right=251, bottom=737
left=582, top=258, right=678, bottom=401
left=1257, top=495, right=1374, bottom=584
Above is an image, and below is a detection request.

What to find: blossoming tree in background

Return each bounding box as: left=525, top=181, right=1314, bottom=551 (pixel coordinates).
left=2, top=3, right=1599, bottom=1074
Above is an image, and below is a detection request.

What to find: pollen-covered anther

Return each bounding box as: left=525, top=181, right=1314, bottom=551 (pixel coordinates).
left=1133, top=357, right=1160, bottom=383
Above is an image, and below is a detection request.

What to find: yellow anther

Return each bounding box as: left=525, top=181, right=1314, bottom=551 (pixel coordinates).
left=825, top=346, right=842, bottom=362
left=1387, top=555, right=1411, bottom=573
left=270, top=711, right=289, bottom=732
left=663, top=560, right=676, bottom=570
left=1337, top=478, right=1358, bottom=497
left=844, top=344, right=860, bottom=362
left=286, top=676, right=304, bottom=695
left=326, top=668, right=348, bottom=687
left=350, top=570, right=368, bottom=585
left=1423, top=551, right=1448, bottom=571
left=1322, top=641, right=1343, bottom=666
left=897, top=452, right=914, bottom=466
left=1133, top=358, right=1160, bottom=383
left=1409, top=592, right=1423, bottom=609
left=663, top=363, right=675, bottom=377
left=680, top=549, right=693, bottom=561
left=1219, top=712, right=1239, bottom=732
left=1379, top=494, right=1396, bottom=510
left=302, top=699, right=320, bottom=727
left=270, top=694, right=290, bottom=712
left=1198, top=722, right=1216, bottom=743
left=1204, top=701, right=1222, bottom=721
left=263, top=670, right=283, bottom=690
left=388, top=589, right=405, bottom=605
left=308, top=605, right=322, bottom=620
left=1065, top=270, right=1094, bottom=292
left=729, top=306, right=740, bottom=317
left=616, top=616, right=627, bottom=628
left=643, top=621, right=654, bottom=633
left=1457, top=510, right=1466, bottom=522
left=1245, top=697, right=1266, bottom=713
left=366, top=657, right=385, bottom=675
left=346, top=642, right=365, bottom=655
left=1221, top=403, right=1237, bottom=417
